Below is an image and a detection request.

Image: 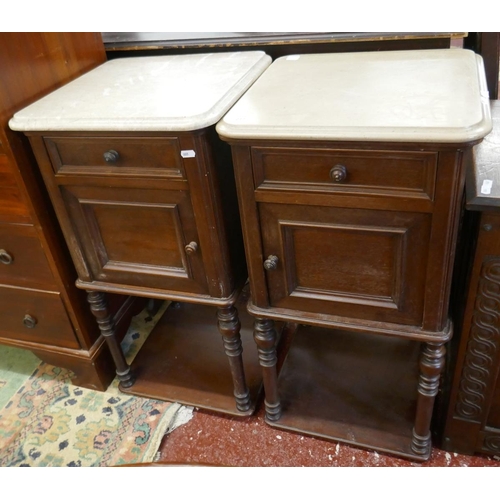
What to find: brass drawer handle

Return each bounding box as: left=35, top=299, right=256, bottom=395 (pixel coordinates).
left=103, top=150, right=120, bottom=163
left=185, top=241, right=198, bottom=255
left=264, top=255, right=279, bottom=270
left=0, top=249, right=13, bottom=265
left=23, top=314, right=37, bottom=329
left=330, top=164, right=347, bottom=183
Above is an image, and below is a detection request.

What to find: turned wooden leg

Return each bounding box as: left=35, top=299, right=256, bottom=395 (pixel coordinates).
left=217, top=305, right=251, bottom=413
left=411, top=341, right=446, bottom=457
left=254, top=317, right=281, bottom=422
left=87, top=291, right=135, bottom=388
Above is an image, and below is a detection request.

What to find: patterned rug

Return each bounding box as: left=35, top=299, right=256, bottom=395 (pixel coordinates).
left=0, top=302, right=192, bottom=467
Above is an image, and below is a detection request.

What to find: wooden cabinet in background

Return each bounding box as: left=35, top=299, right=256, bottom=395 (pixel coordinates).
left=436, top=101, right=500, bottom=456
left=0, top=33, right=143, bottom=391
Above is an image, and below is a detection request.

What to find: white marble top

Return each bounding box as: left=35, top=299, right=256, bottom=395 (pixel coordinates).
left=216, top=49, right=492, bottom=143
left=9, top=51, right=271, bottom=132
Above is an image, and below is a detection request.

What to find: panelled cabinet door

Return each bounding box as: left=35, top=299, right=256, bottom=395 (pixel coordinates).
left=60, top=184, right=209, bottom=294
left=259, top=202, right=431, bottom=326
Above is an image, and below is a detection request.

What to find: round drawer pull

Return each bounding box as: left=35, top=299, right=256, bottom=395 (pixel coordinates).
left=264, top=255, right=279, bottom=270
left=329, top=164, right=347, bottom=183
left=103, top=150, right=120, bottom=163
left=185, top=241, right=198, bottom=255
left=23, top=314, right=37, bottom=329
left=0, top=249, right=13, bottom=265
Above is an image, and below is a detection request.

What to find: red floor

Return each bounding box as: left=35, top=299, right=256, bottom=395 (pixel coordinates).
left=158, top=401, right=499, bottom=467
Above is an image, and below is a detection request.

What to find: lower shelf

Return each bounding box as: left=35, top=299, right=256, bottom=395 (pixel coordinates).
left=120, top=288, right=264, bottom=416
left=269, top=324, right=426, bottom=460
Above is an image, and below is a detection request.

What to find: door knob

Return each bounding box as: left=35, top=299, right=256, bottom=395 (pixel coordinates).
left=185, top=242, right=198, bottom=255
left=23, top=314, right=37, bottom=329
left=103, top=150, right=120, bottom=163
left=329, top=164, right=347, bottom=182
left=0, top=249, right=13, bottom=265
left=264, top=255, right=279, bottom=270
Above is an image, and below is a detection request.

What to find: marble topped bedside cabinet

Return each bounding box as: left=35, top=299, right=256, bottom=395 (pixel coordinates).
left=9, top=51, right=271, bottom=416
left=216, top=49, right=492, bottom=459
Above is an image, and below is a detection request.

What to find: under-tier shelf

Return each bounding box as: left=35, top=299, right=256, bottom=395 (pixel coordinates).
left=269, top=325, right=425, bottom=460
left=120, top=288, right=264, bottom=416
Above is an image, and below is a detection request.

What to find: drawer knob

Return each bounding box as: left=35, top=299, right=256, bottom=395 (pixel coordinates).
left=264, top=255, right=279, bottom=270
left=185, top=241, right=198, bottom=255
left=0, top=249, right=13, bottom=265
left=330, top=164, right=347, bottom=183
left=23, top=314, right=37, bottom=329
left=103, top=150, right=120, bottom=163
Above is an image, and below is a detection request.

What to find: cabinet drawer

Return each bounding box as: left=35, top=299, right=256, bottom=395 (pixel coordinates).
left=0, top=285, right=79, bottom=348
left=0, top=223, right=56, bottom=289
left=252, top=147, right=438, bottom=201
left=44, top=136, right=185, bottom=179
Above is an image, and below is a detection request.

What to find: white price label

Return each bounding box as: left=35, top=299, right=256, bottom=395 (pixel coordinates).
left=481, top=179, right=493, bottom=195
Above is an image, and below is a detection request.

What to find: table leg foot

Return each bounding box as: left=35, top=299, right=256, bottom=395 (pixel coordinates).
left=411, top=429, right=432, bottom=457
left=217, top=305, right=251, bottom=413
left=87, top=291, right=135, bottom=388
left=254, top=317, right=281, bottom=421
left=411, top=341, right=446, bottom=458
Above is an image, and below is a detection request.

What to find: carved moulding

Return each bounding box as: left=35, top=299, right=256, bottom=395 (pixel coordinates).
left=454, top=259, right=500, bottom=421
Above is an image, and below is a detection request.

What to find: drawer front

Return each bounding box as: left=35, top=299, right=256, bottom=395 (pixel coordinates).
left=0, top=223, right=56, bottom=289
left=60, top=184, right=209, bottom=295
left=252, top=147, right=438, bottom=200
left=0, top=154, right=31, bottom=223
left=45, top=136, right=185, bottom=179
left=0, top=285, right=79, bottom=348
left=259, top=202, right=431, bottom=326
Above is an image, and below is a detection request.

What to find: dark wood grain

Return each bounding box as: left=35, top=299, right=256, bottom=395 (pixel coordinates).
left=103, top=32, right=464, bottom=61
left=464, top=33, right=500, bottom=99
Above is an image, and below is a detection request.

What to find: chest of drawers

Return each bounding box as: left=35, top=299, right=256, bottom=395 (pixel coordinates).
left=217, top=49, right=492, bottom=459
left=10, top=51, right=272, bottom=415
left=0, top=33, right=144, bottom=391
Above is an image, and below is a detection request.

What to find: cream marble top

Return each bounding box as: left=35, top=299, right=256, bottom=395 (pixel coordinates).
left=9, top=51, right=271, bottom=132
left=216, top=49, right=492, bottom=143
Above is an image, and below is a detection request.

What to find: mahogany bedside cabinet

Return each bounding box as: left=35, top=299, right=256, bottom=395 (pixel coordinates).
left=9, top=51, right=271, bottom=416
left=216, top=49, right=492, bottom=459
left=436, top=101, right=500, bottom=456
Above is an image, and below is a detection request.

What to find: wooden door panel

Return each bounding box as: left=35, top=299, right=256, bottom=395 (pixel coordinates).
left=287, top=222, right=404, bottom=300
left=90, top=202, right=185, bottom=269
left=260, top=203, right=431, bottom=325
left=60, top=185, right=208, bottom=294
